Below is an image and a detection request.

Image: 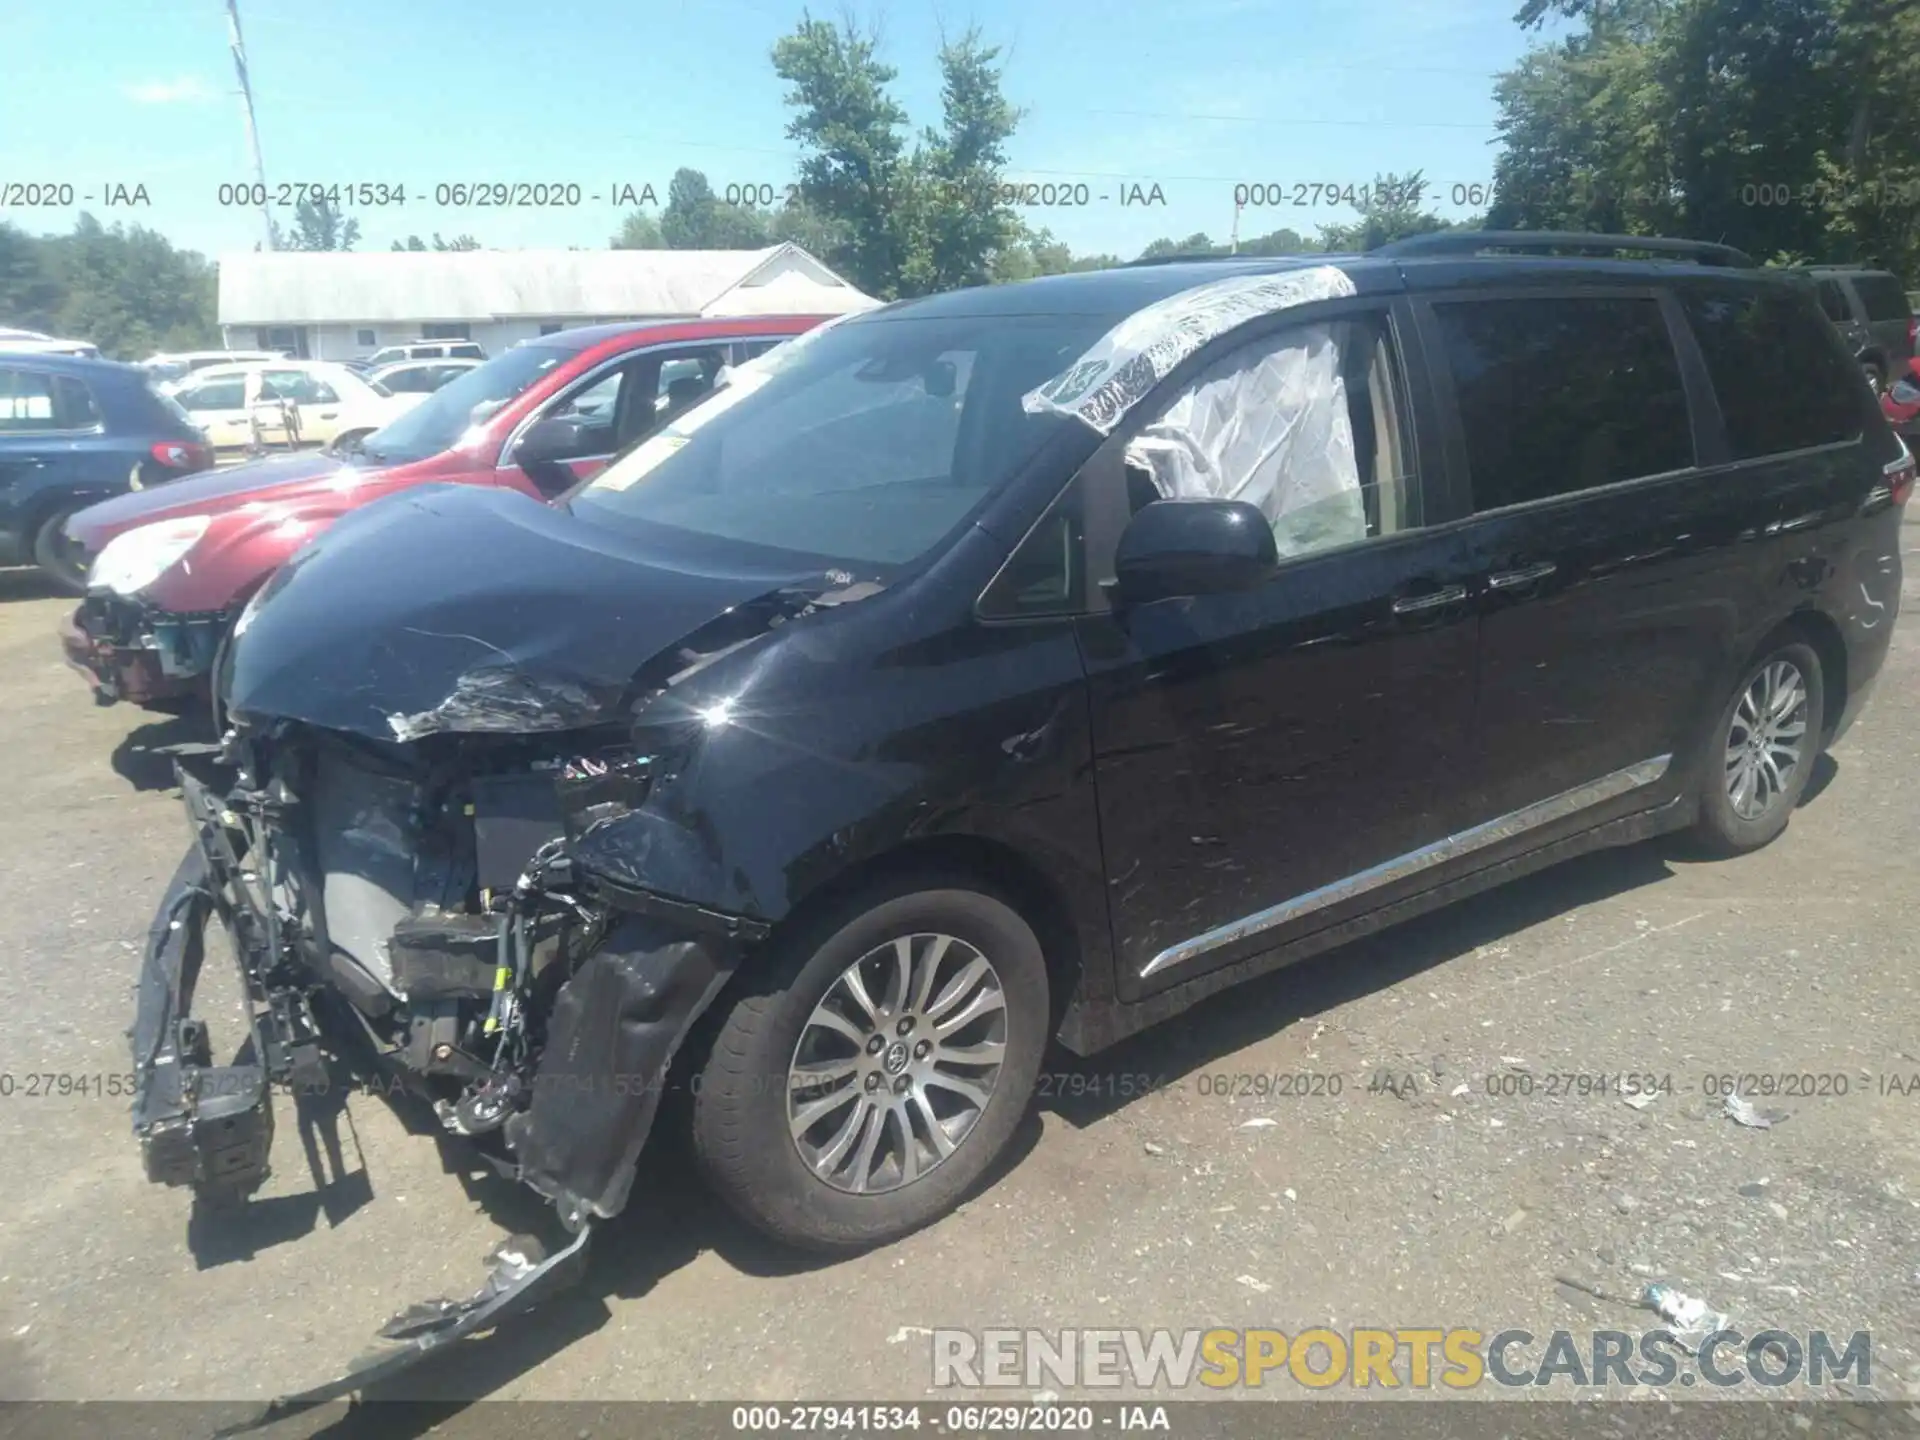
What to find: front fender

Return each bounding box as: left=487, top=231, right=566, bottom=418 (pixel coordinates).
left=567, top=567, right=1113, bottom=1010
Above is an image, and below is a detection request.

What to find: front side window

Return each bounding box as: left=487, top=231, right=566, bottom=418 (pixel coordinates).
left=574, top=311, right=1110, bottom=570
left=1679, top=285, right=1863, bottom=460
left=0, top=367, right=58, bottom=431
left=54, top=375, right=101, bottom=429
left=263, top=369, right=338, bottom=405
left=356, top=343, right=573, bottom=464
left=1435, top=295, right=1693, bottom=512
left=1815, top=279, right=1853, bottom=323
left=1121, top=312, right=1416, bottom=560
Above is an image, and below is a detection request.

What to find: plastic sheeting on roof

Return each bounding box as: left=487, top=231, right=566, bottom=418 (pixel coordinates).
left=1021, top=264, right=1356, bottom=434
left=1123, top=323, right=1365, bottom=560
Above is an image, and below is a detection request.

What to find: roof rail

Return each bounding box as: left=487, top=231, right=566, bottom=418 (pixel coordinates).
left=1372, top=230, right=1757, bottom=268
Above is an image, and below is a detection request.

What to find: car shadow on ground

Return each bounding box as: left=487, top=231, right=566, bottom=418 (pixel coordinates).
left=110, top=708, right=216, bottom=790
left=1037, top=835, right=1685, bottom=1130
left=260, top=844, right=1722, bottom=1433
left=223, top=758, right=1868, bottom=1430
left=0, top=564, right=68, bottom=603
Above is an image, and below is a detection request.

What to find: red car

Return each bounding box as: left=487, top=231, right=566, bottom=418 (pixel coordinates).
left=1881, top=354, right=1920, bottom=433
left=61, top=315, right=830, bottom=707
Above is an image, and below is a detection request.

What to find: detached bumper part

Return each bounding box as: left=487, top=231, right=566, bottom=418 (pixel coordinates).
left=130, top=844, right=274, bottom=1195
left=219, top=1225, right=594, bottom=1434
left=509, top=911, right=744, bottom=1224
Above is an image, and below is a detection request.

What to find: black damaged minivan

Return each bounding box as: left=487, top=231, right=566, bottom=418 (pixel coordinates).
left=133, top=232, right=1908, bottom=1373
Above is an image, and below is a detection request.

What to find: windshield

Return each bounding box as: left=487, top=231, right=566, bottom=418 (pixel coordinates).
left=357, top=343, right=572, bottom=464
left=571, top=312, right=1110, bottom=569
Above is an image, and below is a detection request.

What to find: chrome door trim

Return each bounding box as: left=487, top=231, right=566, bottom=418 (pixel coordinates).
left=1391, top=585, right=1468, bottom=615
left=1487, top=560, right=1557, bottom=590
left=1138, top=753, right=1673, bottom=979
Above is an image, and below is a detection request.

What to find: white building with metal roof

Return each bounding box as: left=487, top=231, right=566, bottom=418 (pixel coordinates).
left=216, top=243, right=879, bottom=361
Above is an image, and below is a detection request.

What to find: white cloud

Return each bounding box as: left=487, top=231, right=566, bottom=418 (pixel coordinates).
left=125, top=77, right=216, bottom=105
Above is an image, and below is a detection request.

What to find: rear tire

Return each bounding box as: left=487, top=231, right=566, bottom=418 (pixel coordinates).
left=1692, top=640, right=1824, bottom=856
left=32, top=507, right=88, bottom=595
left=689, top=875, right=1048, bottom=1254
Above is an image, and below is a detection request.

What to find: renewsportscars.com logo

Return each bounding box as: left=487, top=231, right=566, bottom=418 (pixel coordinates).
left=931, top=1327, right=1872, bottom=1391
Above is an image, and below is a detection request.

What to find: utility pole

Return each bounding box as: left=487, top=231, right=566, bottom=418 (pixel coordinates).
left=1230, top=197, right=1242, bottom=254
left=225, top=0, right=275, bottom=250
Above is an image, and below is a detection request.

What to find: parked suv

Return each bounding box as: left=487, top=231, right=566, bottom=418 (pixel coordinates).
left=127, top=235, right=1905, bottom=1394
left=0, top=354, right=212, bottom=591
left=1808, top=265, right=1916, bottom=388
left=60, top=317, right=820, bottom=706
left=364, top=340, right=488, bottom=367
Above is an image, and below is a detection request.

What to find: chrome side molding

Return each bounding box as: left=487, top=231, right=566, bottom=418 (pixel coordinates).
left=1138, top=753, right=1674, bottom=979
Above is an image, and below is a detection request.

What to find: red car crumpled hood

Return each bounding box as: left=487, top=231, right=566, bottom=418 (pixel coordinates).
left=66, top=452, right=375, bottom=551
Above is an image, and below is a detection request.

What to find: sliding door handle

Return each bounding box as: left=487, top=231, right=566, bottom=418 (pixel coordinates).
left=1487, top=560, right=1557, bottom=590
left=1391, top=584, right=1468, bottom=615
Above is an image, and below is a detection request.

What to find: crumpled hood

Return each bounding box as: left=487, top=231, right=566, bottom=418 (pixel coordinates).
left=222, top=483, right=815, bottom=741
left=68, top=451, right=366, bottom=549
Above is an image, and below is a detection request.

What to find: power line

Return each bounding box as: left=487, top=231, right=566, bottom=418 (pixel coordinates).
left=1085, top=107, right=1499, bottom=130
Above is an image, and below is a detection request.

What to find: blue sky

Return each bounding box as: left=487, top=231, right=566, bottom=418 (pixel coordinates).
left=5, top=0, right=1560, bottom=265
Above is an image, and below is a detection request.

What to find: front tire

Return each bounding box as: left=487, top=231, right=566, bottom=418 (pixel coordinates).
left=690, top=876, right=1049, bottom=1253
left=32, top=507, right=89, bottom=594
left=1692, top=640, right=1824, bottom=855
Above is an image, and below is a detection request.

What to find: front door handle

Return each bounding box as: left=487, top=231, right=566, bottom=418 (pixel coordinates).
left=1391, top=584, right=1469, bottom=615
left=1487, top=560, right=1557, bottom=590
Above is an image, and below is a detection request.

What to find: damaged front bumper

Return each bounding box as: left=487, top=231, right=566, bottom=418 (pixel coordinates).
left=61, top=593, right=226, bottom=707
left=131, top=742, right=763, bottom=1409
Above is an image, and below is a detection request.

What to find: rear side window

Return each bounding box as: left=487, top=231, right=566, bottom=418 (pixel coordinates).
left=1854, top=274, right=1911, bottom=321
left=1434, top=296, right=1693, bottom=512
left=0, top=367, right=58, bottom=430
left=1678, top=286, right=1862, bottom=460
left=180, top=376, right=247, bottom=410
left=54, top=376, right=101, bottom=428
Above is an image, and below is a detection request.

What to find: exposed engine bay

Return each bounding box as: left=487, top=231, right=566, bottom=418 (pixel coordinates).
left=132, top=712, right=761, bottom=1419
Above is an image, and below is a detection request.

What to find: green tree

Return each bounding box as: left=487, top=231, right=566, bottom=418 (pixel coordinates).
left=391, top=233, right=482, bottom=251
left=660, top=167, right=774, bottom=248
left=610, top=210, right=664, bottom=248
left=1486, top=0, right=1916, bottom=280
left=1138, top=232, right=1222, bottom=260
left=773, top=15, right=915, bottom=296
left=286, top=195, right=360, bottom=251
left=991, top=224, right=1120, bottom=281
left=1314, top=172, right=1455, bottom=250
left=912, top=29, right=1023, bottom=292
left=16, top=215, right=218, bottom=359
left=0, top=223, right=62, bottom=331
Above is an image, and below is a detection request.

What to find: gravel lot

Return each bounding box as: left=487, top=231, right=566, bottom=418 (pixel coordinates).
left=1, top=521, right=1917, bottom=1430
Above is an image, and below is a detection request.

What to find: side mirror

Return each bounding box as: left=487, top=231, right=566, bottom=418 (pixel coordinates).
left=513, top=415, right=582, bottom=466
left=923, top=359, right=957, bottom=398
left=1112, top=498, right=1277, bottom=605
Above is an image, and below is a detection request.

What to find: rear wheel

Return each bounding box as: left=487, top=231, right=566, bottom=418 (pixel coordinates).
left=690, top=876, right=1048, bottom=1253
left=1692, top=641, right=1824, bottom=855
left=32, top=507, right=89, bottom=594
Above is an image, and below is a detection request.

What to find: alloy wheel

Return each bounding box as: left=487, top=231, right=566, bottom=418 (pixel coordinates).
left=787, top=932, right=1008, bottom=1195
left=1724, top=659, right=1809, bottom=821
